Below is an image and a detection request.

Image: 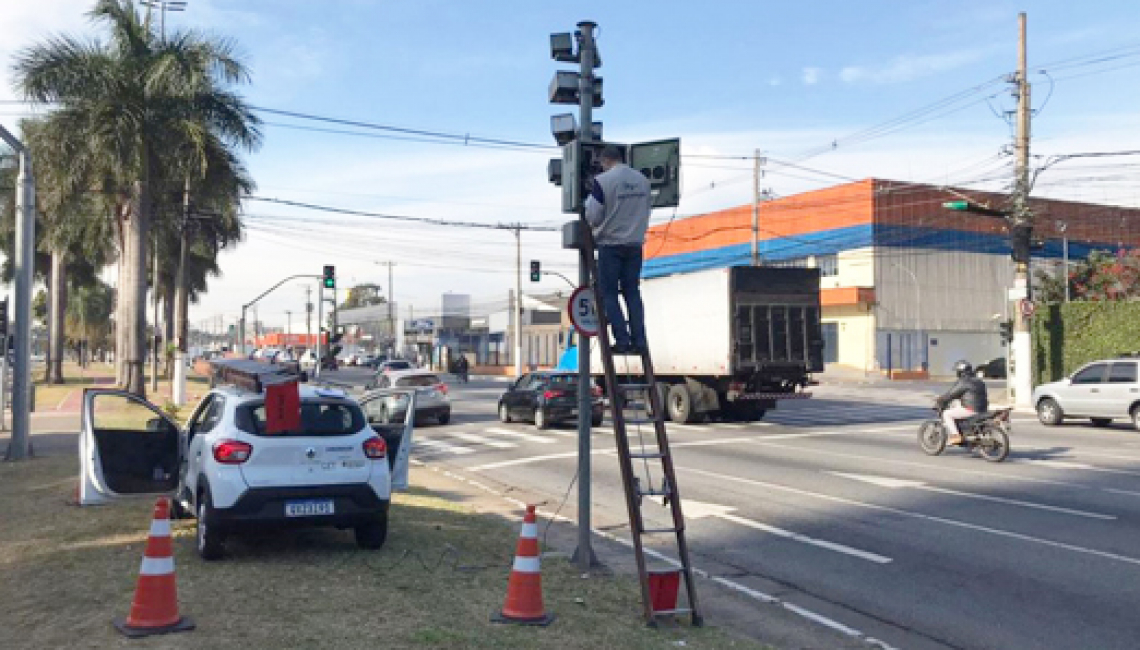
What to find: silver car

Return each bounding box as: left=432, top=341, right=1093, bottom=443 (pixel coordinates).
left=1032, top=357, right=1140, bottom=430
left=363, top=370, right=451, bottom=425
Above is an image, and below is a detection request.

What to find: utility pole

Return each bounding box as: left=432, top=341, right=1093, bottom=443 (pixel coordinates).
left=573, top=21, right=599, bottom=570
left=285, top=310, right=292, bottom=345
left=305, top=286, right=313, bottom=349
left=376, top=261, right=396, bottom=353
left=514, top=227, right=524, bottom=377
left=752, top=148, right=763, bottom=266
left=1, top=126, right=35, bottom=461
left=1011, top=12, right=1034, bottom=408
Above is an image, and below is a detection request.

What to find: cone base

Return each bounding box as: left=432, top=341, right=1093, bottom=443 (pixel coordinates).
left=114, top=615, right=196, bottom=638
left=491, top=611, right=555, bottom=627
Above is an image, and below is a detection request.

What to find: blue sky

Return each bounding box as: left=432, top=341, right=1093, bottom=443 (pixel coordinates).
left=3, top=0, right=1140, bottom=332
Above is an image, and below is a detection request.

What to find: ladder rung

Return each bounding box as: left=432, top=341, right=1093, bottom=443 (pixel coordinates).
left=653, top=608, right=693, bottom=616
left=621, top=417, right=656, bottom=425
left=641, top=527, right=681, bottom=534
left=629, top=452, right=666, bottom=460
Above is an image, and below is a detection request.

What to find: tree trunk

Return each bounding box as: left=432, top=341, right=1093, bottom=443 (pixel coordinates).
left=122, top=178, right=150, bottom=398
left=163, top=287, right=175, bottom=378
left=48, top=250, right=67, bottom=384
left=115, top=228, right=129, bottom=386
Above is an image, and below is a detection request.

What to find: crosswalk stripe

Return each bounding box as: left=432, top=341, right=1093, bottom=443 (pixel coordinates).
left=414, top=439, right=475, bottom=454
left=483, top=427, right=558, bottom=444
left=447, top=432, right=518, bottom=449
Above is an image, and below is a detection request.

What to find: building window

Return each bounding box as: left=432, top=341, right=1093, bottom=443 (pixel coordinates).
left=816, top=254, right=838, bottom=277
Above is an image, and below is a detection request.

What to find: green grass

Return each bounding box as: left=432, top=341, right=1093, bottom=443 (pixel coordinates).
left=0, top=453, right=763, bottom=650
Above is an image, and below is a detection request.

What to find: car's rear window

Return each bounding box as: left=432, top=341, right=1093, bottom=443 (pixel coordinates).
left=396, top=374, right=441, bottom=388
left=235, top=400, right=366, bottom=436
left=385, top=361, right=412, bottom=370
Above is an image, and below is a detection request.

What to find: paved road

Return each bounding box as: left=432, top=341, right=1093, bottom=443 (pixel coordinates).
left=343, top=373, right=1140, bottom=650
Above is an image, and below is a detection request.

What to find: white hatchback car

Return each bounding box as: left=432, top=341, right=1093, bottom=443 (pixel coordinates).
left=364, top=369, right=451, bottom=425
left=1032, top=357, right=1140, bottom=430
left=79, top=360, right=416, bottom=560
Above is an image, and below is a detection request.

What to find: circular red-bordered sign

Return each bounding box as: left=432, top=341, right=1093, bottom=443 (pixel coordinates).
left=1019, top=299, right=1036, bottom=318
left=567, top=286, right=599, bottom=337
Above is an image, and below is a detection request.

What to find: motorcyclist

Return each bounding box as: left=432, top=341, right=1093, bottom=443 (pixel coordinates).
left=935, top=360, right=989, bottom=445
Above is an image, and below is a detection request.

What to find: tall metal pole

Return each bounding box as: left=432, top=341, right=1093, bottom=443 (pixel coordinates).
left=1011, top=12, right=1034, bottom=407
left=573, top=20, right=599, bottom=570
left=3, top=134, right=34, bottom=460
left=752, top=148, right=761, bottom=266
left=514, top=227, right=523, bottom=377
left=315, top=283, right=324, bottom=377
left=305, top=286, right=313, bottom=348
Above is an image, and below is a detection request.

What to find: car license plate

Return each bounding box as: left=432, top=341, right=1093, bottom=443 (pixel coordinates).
left=285, top=499, right=335, bottom=517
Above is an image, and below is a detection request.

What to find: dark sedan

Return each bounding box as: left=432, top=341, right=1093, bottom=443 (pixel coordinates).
left=498, top=371, right=604, bottom=429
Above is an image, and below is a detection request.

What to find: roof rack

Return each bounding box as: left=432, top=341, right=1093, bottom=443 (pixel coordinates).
left=209, top=359, right=306, bottom=393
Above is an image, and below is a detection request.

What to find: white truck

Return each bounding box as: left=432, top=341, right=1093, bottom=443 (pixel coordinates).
left=580, top=265, right=823, bottom=423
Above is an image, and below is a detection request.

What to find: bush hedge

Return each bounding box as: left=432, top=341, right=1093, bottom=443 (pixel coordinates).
left=1033, top=301, right=1140, bottom=385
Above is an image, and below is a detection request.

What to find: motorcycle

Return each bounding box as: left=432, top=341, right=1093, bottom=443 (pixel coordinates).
left=918, top=404, right=1012, bottom=462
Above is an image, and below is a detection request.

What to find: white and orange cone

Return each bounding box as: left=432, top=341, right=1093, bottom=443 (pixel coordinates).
left=113, top=497, right=195, bottom=638
left=492, top=504, right=555, bottom=626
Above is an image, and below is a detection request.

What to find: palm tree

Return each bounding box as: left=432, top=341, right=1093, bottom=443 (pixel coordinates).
left=66, top=280, right=115, bottom=366
left=14, top=0, right=261, bottom=396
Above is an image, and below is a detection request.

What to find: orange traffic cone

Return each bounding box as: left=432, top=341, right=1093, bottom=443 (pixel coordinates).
left=113, top=497, right=195, bottom=638
left=492, top=504, right=555, bottom=626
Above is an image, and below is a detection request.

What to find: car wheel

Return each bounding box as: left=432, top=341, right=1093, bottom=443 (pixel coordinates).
left=498, top=403, right=513, bottom=423
left=1132, top=405, right=1140, bottom=432
left=354, top=513, right=389, bottom=550
left=534, top=407, right=549, bottom=430
left=1037, top=397, right=1063, bottom=426
left=1090, top=418, right=1113, bottom=427
left=171, top=495, right=192, bottom=520
left=196, top=490, right=226, bottom=561
left=436, top=410, right=451, bottom=425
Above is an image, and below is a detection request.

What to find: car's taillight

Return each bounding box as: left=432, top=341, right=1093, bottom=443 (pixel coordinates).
left=363, top=437, right=387, bottom=460
left=213, top=440, right=253, bottom=464
left=543, top=389, right=566, bottom=400
left=436, top=383, right=448, bottom=395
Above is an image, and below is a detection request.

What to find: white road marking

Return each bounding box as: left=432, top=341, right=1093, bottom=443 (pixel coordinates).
left=830, top=472, right=1117, bottom=520
left=446, top=431, right=517, bottom=449
left=684, top=467, right=1140, bottom=568
left=482, top=427, right=558, bottom=444
left=671, top=498, right=892, bottom=563
left=414, top=439, right=475, bottom=455
left=1017, top=458, right=1140, bottom=477
left=468, top=449, right=601, bottom=471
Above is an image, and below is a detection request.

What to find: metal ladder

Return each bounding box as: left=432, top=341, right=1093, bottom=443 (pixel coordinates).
left=583, top=232, right=703, bottom=627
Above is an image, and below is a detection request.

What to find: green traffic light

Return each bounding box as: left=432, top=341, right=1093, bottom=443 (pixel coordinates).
left=942, top=201, right=970, bottom=210
left=323, top=278, right=335, bottom=289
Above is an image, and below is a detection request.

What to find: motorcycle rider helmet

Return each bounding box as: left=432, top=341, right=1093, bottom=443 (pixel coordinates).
left=953, top=360, right=974, bottom=378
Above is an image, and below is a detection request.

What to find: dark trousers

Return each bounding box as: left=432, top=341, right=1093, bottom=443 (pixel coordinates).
left=597, top=244, right=646, bottom=349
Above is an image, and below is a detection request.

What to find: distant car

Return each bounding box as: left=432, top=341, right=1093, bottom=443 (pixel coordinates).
left=364, top=370, right=450, bottom=425
left=1032, top=357, right=1140, bottom=430
left=498, top=371, right=604, bottom=429
left=974, top=357, right=1007, bottom=379
left=345, top=353, right=362, bottom=366
left=377, top=360, right=414, bottom=374
left=358, top=354, right=377, bottom=368
left=299, top=350, right=317, bottom=371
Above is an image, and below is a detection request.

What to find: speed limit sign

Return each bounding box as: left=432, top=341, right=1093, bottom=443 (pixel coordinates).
left=1020, top=299, right=1036, bottom=318
left=568, top=286, right=599, bottom=337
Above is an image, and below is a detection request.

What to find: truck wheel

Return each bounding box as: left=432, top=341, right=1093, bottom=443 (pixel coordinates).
left=667, top=384, right=696, bottom=424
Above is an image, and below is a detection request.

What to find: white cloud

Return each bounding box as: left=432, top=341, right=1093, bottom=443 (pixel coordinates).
left=768, top=76, right=782, bottom=87
left=801, top=67, right=822, bottom=85
left=838, top=49, right=989, bottom=85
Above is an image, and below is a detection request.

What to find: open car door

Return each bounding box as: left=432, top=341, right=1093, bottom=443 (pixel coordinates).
left=358, top=389, right=416, bottom=491
left=79, top=389, right=182, bottom=506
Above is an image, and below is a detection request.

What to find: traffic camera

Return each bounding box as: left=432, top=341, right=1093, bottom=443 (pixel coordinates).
left=629, top=138, right=682, bottom=209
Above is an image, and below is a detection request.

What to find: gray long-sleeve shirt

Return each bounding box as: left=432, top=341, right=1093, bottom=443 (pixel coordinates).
left=584, top=163, right=651, bottom=246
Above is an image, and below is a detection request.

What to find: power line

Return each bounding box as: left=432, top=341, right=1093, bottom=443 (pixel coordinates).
left=244, top=196, right=558, bottom=231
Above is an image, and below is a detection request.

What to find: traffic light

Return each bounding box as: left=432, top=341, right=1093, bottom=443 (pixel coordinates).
left=941, top=200, right=1009, bottom=218
left=530, top=260, right=541, bottom=282
left=1010, top=224, right=1032, bottom=264
left=999, top=320, right=1013, bottom=344
left=322, top=265, right=335, bottom=290
left=629, top=138, right=681, bottom=208
left=0, top=296, right=8, bottom=337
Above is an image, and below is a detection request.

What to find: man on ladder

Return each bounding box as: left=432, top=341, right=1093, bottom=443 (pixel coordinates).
left=584, top=145, right=652, bottom=355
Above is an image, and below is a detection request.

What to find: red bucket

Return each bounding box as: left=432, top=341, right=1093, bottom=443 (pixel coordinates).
left=647, top=570, right=681, bottom=612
